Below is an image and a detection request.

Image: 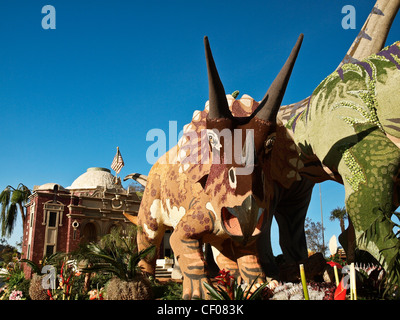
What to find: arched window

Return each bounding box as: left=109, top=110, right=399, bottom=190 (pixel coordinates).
left=81, top=223, right=97, bottom=243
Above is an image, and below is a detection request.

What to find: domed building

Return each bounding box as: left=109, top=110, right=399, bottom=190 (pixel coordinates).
left=68, top=167, right=117, bottom=190
left=21, top=167, right=141, bottom=277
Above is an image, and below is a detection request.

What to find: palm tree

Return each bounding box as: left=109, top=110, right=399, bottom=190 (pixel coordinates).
left=0, top=184, right=31, bottom=237
left=329, top=206, right=348, bottom=233
left=78, top=225, right=156, bottom=300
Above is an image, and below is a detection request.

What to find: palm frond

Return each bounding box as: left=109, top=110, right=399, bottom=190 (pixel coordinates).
left=234, top=281, right=245, bottom=300
left=131, top=245, right=155, bottom=267
left=203, top=282, right=224, bottom=300
left=20, top=259, right=41, bottom=274
left=5, top=202, right=17, bottom=237
left=0, top=187, right=11, bottom=237
left=44, top=251, right=66, bottom=265
left=81, top=242, right=154, bottom=281
left=20, top=184, right=31, bottom=202
left=11, top=189, right=23, bottom=204
left=0, top=188, right=11, bottom=205
left=246, top=278, right=268, bottom=300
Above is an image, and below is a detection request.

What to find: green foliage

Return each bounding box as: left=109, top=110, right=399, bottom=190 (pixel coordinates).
left=231, top=90, right=240, bottom=99
left=305, top=217, right=326, bottom=254
left=88, top=273, right=113, bottom=292
left=79, top=225, right=155, bottom=281
left=0, top=184, right=31, bottom=237
left=0, top=256, right=30, bottom=300
left=203, top=269, right=267, bottom=300
left=21, top=251, right=65, bottom=274
left=330, top=206, right=348, bottom=233
left=0, top=240, right=18, bottom=266
left=151, top=279, right=183, bottom=300
left=203, top=279, right=267, bottom=300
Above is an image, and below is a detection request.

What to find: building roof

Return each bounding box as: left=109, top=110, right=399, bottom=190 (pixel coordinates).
left=67, top=167, right=117, bottom=190
left=35, top=183, right=67, bottom=192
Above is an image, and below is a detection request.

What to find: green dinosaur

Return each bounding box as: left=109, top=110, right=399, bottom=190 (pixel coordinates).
left=287, top=41, right=400, bottom=284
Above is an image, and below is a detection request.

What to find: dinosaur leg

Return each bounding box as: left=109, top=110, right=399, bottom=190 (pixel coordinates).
left=274, top=178, right=314, bottom=264
left=210, top=238, right=240, bottom=278
left=340, top=126, right=400, bottom=284
left=136, top=197, right=166, bottom=275
left=169, top=207, right=214, bottom=300
left=257, top=210, right=280, bottom=280
left=234, top=241, right=265, bottom=285
left=204, top=243, right=220, bottom=278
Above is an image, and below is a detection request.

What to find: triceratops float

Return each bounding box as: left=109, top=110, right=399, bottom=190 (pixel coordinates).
left=125, top=0, right=400, bottom=299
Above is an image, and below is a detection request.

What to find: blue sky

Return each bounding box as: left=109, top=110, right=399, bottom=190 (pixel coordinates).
left=0, top=1, right=399, bottom=253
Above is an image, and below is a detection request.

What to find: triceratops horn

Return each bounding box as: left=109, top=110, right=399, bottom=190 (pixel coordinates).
left=204, top=36, right=232, bottom=119
left=256, top=33, right=304, bottom=122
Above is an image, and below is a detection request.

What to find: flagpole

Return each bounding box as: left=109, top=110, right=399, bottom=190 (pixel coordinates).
left=111, top=146, right=124, bottom=185
left=115, top=146, right=119, bottom=179
left=319, top=183, right=325, bottom=256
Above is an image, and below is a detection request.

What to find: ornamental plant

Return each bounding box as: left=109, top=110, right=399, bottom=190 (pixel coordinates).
left=9, top=290, right=24, bottom=300
left=203, top=269, right=268, bottom=300
left=78, top=226, right=155, bottom=300
left=88, top=288, right=104, bottom=300
left=79, top=226, right=155, bottom=282
left=43, top=257, right=83, bottom=300
left=0, top=255, right=30, bottom=300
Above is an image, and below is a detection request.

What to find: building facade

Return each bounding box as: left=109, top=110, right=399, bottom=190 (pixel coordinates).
left=21, top=167, right=141, bottom=277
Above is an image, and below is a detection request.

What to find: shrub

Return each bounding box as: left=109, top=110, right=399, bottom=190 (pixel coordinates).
left=105, top=275, right=153, bottom=300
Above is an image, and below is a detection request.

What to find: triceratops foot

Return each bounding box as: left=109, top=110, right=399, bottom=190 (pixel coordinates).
left=182, top=273, right=210, bottom=300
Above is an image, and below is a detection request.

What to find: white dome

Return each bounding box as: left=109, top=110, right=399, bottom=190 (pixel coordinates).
left=67, top=167, right=116, bottom=189
left=36, top=183, right=66, bottom=191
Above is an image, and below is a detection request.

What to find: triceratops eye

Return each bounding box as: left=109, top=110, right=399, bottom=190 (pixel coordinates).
left=228, top=167, right=237, bottom=189
left=264, top=133, right=276, bottom=154
left=207, top=129, right=222, bottom=150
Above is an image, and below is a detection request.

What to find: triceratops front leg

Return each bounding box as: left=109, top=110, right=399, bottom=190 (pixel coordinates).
left=136, top=203, right=166, bottom=275
left=234, top=241, right=266, bottom=285
left=170, top=208, right=215, bottom=300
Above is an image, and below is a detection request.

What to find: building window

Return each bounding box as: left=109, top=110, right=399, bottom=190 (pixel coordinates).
left=48, top=211, right=58, bottom=227
left=29, top=203, right=35, bottom=228
left=42, top=201, right=64, bottom=259
left=26, top=202, right=36, bottom=261
left=45, top=245, right=54, bottom=257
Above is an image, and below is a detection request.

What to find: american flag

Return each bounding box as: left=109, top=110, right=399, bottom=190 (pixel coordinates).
left=111, top=147, right=124, bottom=174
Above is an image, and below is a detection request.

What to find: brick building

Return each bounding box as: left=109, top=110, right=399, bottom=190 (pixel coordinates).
left=21, top=167, right=141, bottom=277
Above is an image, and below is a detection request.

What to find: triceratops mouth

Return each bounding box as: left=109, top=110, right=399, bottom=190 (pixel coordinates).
left=221, top=195, right=265, bottom=246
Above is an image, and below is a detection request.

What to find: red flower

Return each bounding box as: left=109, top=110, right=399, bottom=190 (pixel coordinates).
left=215, top=269, right=234, bottom=286
left=327, top=261, right=343, bottom=269
left=215, top=269, right=235, bottom=299
left=47, top=289, right=54, bottom=300
left=334, top=278, right=347, bottom=300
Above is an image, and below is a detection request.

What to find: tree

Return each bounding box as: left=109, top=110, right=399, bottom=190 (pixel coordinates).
left=0, top=238, right=17, bottom=265
left=329, top=206, right=348, bottom=233
left=305, top=217, right=326, bottom=254
left=128, top=181, right=145, bottom=199
left=78, top=225, right=155, bottom=300
left=0, top=184, right=31, bottom=237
